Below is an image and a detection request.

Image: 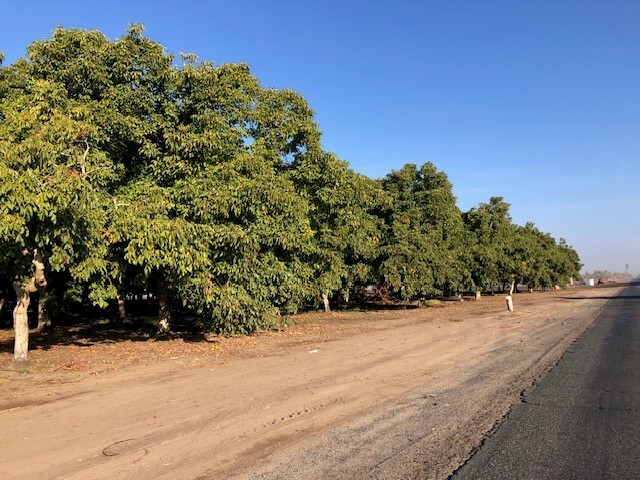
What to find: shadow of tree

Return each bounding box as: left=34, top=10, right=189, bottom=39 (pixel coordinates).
left=0, top=317, right=210, bottom=355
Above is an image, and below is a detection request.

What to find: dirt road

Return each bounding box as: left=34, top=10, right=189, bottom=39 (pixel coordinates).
left=0, top=286, right=620, bottom=479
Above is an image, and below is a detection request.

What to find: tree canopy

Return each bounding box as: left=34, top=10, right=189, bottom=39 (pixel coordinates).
left=0, top=26, right=583, bottom=360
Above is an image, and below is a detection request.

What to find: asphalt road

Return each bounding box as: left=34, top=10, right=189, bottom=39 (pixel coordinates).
left=452, top=281, right=640, bottom=480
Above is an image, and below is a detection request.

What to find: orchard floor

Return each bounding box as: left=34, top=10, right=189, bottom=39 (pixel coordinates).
left=0, top=285, right=622, bottom=480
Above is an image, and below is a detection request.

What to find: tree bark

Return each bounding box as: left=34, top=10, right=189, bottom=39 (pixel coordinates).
left=0, top=297, right=5, bottom=320
left=322, top=292, right=331, bottom=313
left=475, top=291, right=481, bottom=300
left=116, top=283, right=129, bottom=323
left=157, top=276, right=171, bottom=335
left=36, top=285, right=51, bottom=331
left=13, top=250, right=47, bottom=362
left=117, top=296, right=128, bottom=323
left=509, top=280, right=515, bottom=296
left=13, top=281, right=37, bottom=362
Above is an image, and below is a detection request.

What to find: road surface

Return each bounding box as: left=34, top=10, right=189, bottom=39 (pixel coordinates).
left=452, top=281, right=640, bottom=480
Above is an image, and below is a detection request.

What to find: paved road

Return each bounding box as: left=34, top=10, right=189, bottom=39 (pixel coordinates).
left=452, top=282, right=640, bottom=480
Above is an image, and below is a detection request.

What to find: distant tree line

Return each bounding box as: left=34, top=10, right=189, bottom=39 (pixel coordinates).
left=0, top=27, right=582, bottom=360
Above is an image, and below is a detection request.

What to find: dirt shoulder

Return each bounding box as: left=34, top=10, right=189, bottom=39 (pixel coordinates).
left=0, top=285, right=622, bottom=479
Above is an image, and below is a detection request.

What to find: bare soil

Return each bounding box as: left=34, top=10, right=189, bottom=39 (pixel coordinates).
left=0, top=285, right=622, bottom=479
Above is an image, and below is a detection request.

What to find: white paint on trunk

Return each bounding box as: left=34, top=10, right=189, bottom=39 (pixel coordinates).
left=505, top=295, right=514, bottom=312
left=13, top=282, right=35, bottom=362
left=322, top=293, right=331, bottom=313
left=13, top=250, right=47, bottom=361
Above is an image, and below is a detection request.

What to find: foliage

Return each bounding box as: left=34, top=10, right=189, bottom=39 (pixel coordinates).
left=379, top=163, right=469, bottom=298
left=291, top=151, right=389, bottom=305
left=463, top=197, right=515, bottom=291
left=0, top=52, right=112, bottom=291
left=0, top=26, right=584, bottom=347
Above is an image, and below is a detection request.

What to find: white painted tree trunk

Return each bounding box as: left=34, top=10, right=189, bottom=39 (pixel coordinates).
left=322, top=292, right=331, bottom=313
left=505, top=280, right=516, bottom=312
left=13, top=250, right=47, bottom=362
left=475, top=291, right=481, bottom=300
left=13, top=281, right=36, bottom=362
left=505, top=295, right=514, bottom=311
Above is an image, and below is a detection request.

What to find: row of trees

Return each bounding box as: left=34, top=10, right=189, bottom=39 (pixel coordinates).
left=0, top=27, right=582, bottom=360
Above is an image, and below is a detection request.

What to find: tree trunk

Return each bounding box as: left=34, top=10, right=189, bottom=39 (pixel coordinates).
left=117, top=296, right=128, bottom=323
left=116, top=283, right=129, bottom=323
left=505, top=295, right=514, bottom=312
left=13, top=250, right=47, bottom=362
left=321, top=292, right=331, bottom=313
left=475, top=291, right=481, bottom=300
left=36, top=285, right=51, bottom=331
left=13, top=281, right=36, bottom=362
left=0, top=297, right=5, bottom=321
left=157, top=276, right=171, bottom=335
left=505, top=280, right=516, bottom=312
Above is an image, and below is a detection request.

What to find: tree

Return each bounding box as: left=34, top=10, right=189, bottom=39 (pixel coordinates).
left=553, top=238, right=582, bottom=285
left=291, top=151, right=389, bottom=311
left=463, top=197, right=515, bottom=297
left=379, top=163, right=468, bottom=299
left=173, top=155, right=314, bottom=333
left=6, top=26, right=184, bottom=337
left=0, top=57, right=114, bottom=360
left=144, top=52, right=320, bottom=333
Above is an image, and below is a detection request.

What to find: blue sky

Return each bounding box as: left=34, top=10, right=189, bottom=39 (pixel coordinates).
left=2, top=0, right=638, bottom=274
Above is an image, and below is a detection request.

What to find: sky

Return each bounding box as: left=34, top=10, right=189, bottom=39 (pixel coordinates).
left=1, top=0, right=638, bottom=275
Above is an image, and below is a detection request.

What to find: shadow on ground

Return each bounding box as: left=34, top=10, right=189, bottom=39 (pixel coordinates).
left=0, top=319, right=210, bottom=355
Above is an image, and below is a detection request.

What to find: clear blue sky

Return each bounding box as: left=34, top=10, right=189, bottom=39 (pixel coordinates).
left=2, top=0, right=638, bottom=275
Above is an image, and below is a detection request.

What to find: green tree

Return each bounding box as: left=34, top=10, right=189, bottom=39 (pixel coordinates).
left=149, top=52, right=320, bottom=333
left=291, top=151, right=389, bottom=311
left=379, top=163, right=468, bottom=299
left=463, top=197, right=515, bottom=297
left=0, top=56, right=114, bottom=360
